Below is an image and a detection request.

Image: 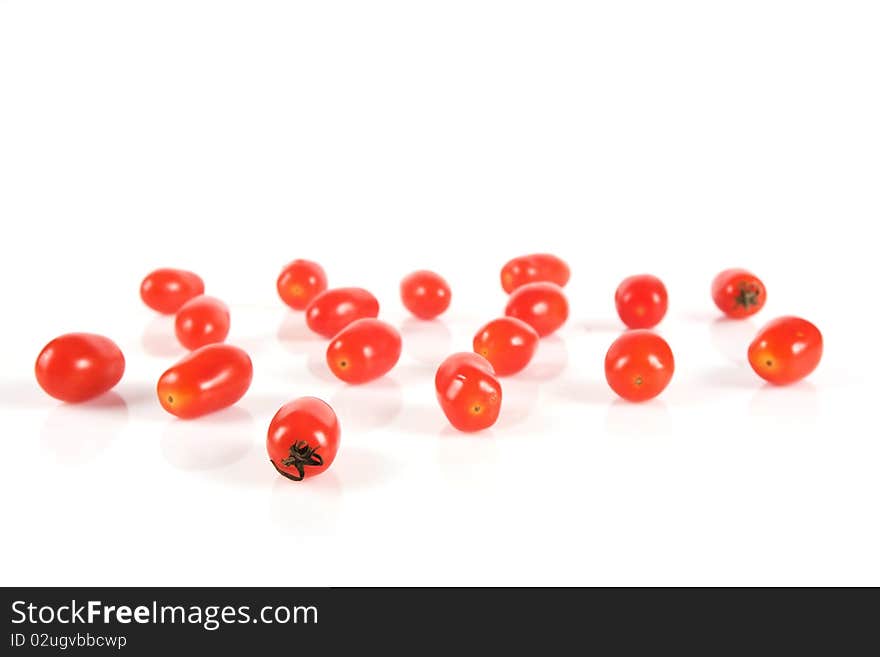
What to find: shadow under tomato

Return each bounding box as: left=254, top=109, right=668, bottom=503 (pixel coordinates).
left=306, top=350, right=338, bottom=383
left=270, top=469, right=343, bottom=535
left=748, top=380, right=819, bottom=425
left=161, top=406, right=255, bottom=471
left=494, top=377, right=539, bottom=429
left=518, top=334, right=569, bottom=382
left=399, top=317, right=453, bottom=367
left=710, top=317, right=757, bottom=365
left=604, top=398, right=672, bottom=438
left=40, top=391, right=129, bottom=464
left=330, top=377, right=403, bottom=433
left=277, top=312, right=324, bottom=355
left=141, top=315, right=186, bottom=359
left=334, top=445, right=399, bottom=491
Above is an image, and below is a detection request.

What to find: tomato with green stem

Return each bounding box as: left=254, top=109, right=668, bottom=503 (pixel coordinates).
left=712, top=269, right=766, bottom=319
left=267, top=397, right=340, bottom=481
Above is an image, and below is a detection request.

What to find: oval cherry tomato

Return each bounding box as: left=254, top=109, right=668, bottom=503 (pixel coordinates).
left=472, top=317, right=539, bottom=376
left=435, top=352, right=502, bottom=432
left=615, top=274, right=668, bottom=329
left=500, top=253, right=570, bottom=294
left=504, top=282, right=569, bottom=337
left=327, top=318, right=402, bottom=384
left=712, top=268, right=766, bottom=319
left=174, top=295, right=230, bottom=350
left=157, top=343, right=253, bottom=419
left=277, top=259, right=328, bottom=311
left=35, top=333, right=125, bottom=402
left=267, top=397, right=340, bottom=481
left=604, top=330, right=674, bottom=402
left=400, top=270, right=451, bottom=319
left=305, top=287, right=380, bottom=338
left=140, top=268, right=205, bottom=314
left=748, top=316, right=822, bottom=385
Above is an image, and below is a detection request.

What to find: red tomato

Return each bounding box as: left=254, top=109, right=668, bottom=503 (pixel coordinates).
left=712, top=268, right=766, bottom=319
left=267, top=397, right=340, bottom=481
left=604, top=330, right=674, bottom=402
left=174, top=295, right=230, bottom=351
left=140, top=268, right=205, bottom=314
left=615, top=274, right=668, bottom=329
left=400, top=270, right=451, bottom=319
left=748, top=316, right=822, bottom=385
left=35, top=333, right=125, bottom=402
left=472, top=317, right=539, bottom=376
left=157, top=344, right=253, bottom=419
left=327, top=318, right=402, bottom=384
left=500, top=253, right=570, bottom=293
left=435, top=352, right=502, bottom=432
left=305, top=287, right=380, bottom=338
left=277, top=259, right=328, bottom=311
left=504, top=282, right=569, bottom=337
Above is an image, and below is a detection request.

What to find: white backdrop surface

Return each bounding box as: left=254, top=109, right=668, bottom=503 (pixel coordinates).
left=1, top=1, right=877, bottom=586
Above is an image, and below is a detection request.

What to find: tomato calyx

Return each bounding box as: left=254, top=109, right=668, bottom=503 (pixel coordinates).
left=734, top=284, right=762, bottom=309
left=270, top=440, right=324, bottom=481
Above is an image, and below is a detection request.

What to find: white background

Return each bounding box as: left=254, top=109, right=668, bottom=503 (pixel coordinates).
left=1, top=1, right=878, bottom=586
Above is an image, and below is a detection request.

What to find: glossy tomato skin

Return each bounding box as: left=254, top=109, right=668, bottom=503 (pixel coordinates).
left=267, top=397, right=340, bottom=481
left=305, top=287, right=380, bottom=338
left=174, top=295, right=230, bottom=350
left=472, top=317, right=539, bottom=376
left=435, top=352, right=502, bottom=432
left=748, top=316, right=822, bottom=385
left=35, top=333, right=125, bottom=402
left=277, top=259, right=328, bottom=311
left=140, top=268, right=205, bottom=314
left=157, top=344, right=253, bottom=419
left=327, top=318, right=402, bottom=384
left=504, top=282, right=569, bottom=337
left=400, top=270, right=451, bottom=319
left=712, top=269, right=766, bottom=319
left=604, top=330, right=674, bottom=402
left=615, top=274, right=668, bottom=329
left=500, top=253, right=570, bottom=294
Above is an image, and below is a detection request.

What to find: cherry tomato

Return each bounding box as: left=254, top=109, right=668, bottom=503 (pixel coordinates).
left=400, top=270, right=451, bottom=319
left=435, top=352, right=502, bottom=432
left=305, top=287, right=380, bottom=338
left=604, top=330, right=674, bottom=402
left=615, top=274, right=668, bottom=329
left=504, top=282, right=569, bottom=337
left=174, top=295, right=231, bottom=351
left=35, top=333, right=125, bottom=402
left=267, top=397, right=340, bottom=481
left=500, top=253, right=570, bottom=294
left=712, top=268, right=766, bottom=319
left=277, top=259, right=328, bottom=311
left=157, top=344, right=253, bottom=419
left=140, top=268, right=205, bottom=314
left=748, top=316, right=822, bottom=385
left=327, top=318, right=402, bottom=384
left=472, top=317, right=539, bottom=376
